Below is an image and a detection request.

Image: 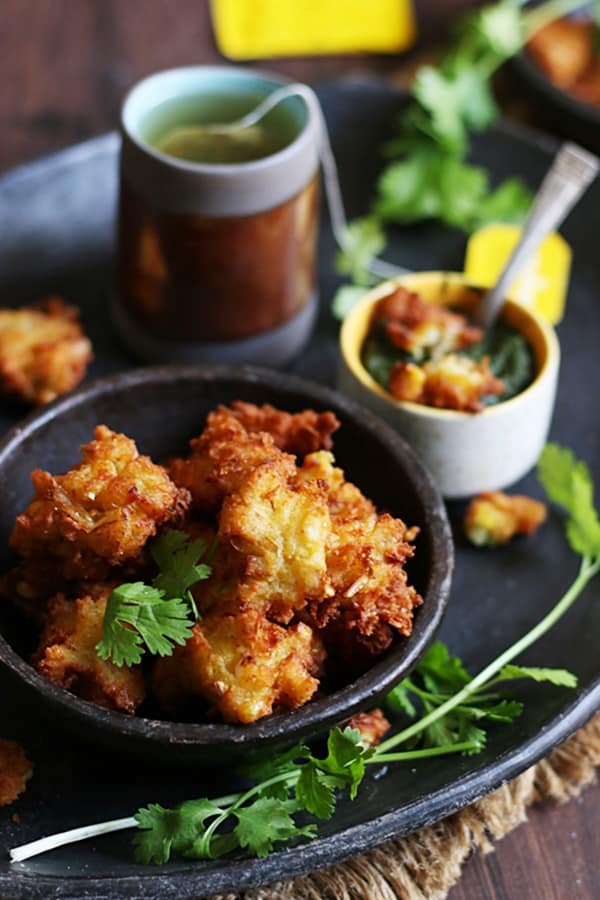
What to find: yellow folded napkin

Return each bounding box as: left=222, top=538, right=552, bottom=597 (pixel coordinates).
left=210, top=0, right=416, bottom=59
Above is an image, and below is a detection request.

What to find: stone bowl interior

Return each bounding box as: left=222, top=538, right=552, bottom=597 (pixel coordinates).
left=0, top=365, right=453, bottom=765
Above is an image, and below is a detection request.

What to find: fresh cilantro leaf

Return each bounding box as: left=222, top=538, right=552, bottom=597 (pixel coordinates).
left=472, top=177, right=532, bottom=228
left=385, top=680, right=417, bottom=716
left=295, top=763, right=337, bottom=819
left=331, top=284, right=367, bottom=321
left=537, top=444, right=590, bottom=512
left=317, top=727, right=371, bottom=799
left=412, top=66, right=498, bottom=154
left=335, top=217, right=386, bottom=286
left=96, top=582, right=193, bottom=667
left=497, top=664, right=578, bottom=689
left=151, top=530, right=212, bottom=616
left=233, top=797, right=316, bottom=858
left=471, top=0, right=523, bottom=58
left=243, top=743, right=310, bottom=782
left=375, top=151, right=442, bottom=223
left=133, top=799, right=219, bottom=864
left=376, top=152, right=492, bottom=232
left=418, top=642, right=471, bottom=694
left=538, top=445, right=600, bottom=558
left=474, top=699, right=523, bottom=722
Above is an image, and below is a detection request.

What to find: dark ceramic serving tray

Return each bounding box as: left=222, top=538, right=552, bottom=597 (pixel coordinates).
left=0, top=80, right=599, bottom=899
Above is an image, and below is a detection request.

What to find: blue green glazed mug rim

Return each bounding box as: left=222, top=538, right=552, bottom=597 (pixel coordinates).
left=119, top=65, right=320, bottom=216
left=121, top=64, right=312, bottom=176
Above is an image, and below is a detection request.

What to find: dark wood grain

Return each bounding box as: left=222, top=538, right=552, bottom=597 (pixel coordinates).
left=0, top=2, right=598, bottom=899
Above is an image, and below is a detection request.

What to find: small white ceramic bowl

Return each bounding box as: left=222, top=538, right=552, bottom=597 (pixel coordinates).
left=339, top=272, right=560, bottom=499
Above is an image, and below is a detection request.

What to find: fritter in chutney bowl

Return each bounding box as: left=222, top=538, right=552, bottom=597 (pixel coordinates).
left=339, top=272, right=560, bottom=499
left=0, top=365, right=452, bottom=765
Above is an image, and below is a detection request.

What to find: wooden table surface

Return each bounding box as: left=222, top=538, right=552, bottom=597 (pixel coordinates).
left=1, top=2, right=598, bottom=899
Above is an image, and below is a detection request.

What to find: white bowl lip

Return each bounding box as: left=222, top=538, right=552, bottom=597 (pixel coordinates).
left=340, top=272, right=561, bottom=421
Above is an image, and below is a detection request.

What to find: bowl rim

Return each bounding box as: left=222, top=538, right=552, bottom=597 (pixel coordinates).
left=0, top=364, right=453, bottom=752
left=340, top=271, right=561, bottom=421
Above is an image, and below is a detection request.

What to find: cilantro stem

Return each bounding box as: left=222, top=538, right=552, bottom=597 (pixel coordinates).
left=369, top=741, right=480, bottom=763
left=376, top=556, right=598, bottom=757
left=199, top=771, right=297, bottom=855
left=523, top=0, right=586, bottom=40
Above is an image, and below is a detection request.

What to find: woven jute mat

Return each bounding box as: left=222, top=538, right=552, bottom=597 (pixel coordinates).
left=212, top=712, right=600, bottom=900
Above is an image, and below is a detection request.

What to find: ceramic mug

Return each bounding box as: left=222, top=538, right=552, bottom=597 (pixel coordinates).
left=114, top=66, right=320, bottom=365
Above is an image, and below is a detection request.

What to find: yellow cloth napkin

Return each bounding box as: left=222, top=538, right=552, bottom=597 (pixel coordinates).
left=210, top=0, right=416, bottom=59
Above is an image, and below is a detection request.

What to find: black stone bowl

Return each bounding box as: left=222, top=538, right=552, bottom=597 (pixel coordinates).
left=0, top=365, right=453, bottom=765
left=512, top=16, right=600, bottom=155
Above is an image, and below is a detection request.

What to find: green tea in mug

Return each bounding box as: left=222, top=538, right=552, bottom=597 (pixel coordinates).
left=141, top=90, right=298, bottom=164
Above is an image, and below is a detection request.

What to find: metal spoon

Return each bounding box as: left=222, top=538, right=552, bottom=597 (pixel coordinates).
left=479, top=142, right=599, bottom=328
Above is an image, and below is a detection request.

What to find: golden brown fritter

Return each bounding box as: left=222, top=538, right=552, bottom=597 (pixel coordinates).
left=10, top=425, right=190, bottom=581
left=152, top=610, right=324, bottom=724
left=373, top=287, right=483, bottom=361
left=0, top=298, right=92, bottom=406
left=33, top=588, right=145, bottom=714
left=0, top=740, right=33, bottom=807
left=345, top=709, right=391, bottom=746
left=465, top=491, right=548, bottom=547
left=298, top=451, right=422, bottom=659
left=169, top=406, right=297, bottom=512
left=219, top=462, right=332, bottom=623
left=572, top=59, right=600, bottom=105
left=528, top=19, right=595, bottom=89
left=227, top=401, right=340, bottom=454
left=389, top=354, right=504, bottom=412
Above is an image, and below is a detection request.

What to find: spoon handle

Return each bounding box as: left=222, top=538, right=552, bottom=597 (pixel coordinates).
left=480, top=142, right=599, bottom=328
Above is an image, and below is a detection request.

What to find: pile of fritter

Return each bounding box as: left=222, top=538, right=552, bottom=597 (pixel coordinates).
left=2, top=403, right=422, bottom=725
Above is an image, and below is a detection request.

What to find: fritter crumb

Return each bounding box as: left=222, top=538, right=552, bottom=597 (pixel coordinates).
left=0, top=740, right=33, bottom=807
left=10, top=425, right=190, bottom=580
left=345, top=709, right=391, bottom=746
left=0, top=298, right=92, bottom=405
left=465, top=491, right=547, bottom=547
left=33, top=588, right=145, bottom=713
left=152, top=611, right=325, bottom=724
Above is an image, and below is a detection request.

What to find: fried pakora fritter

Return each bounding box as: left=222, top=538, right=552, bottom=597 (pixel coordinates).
left=227, top=401, right=340, bottom=454
left=465, top=491, right=547, bottom=547
left=373, top=287, right=483, bottom=361
left=528, top=19, right=595, bottom=90
left=219, top=462, right=332, bottom=623
left=33, top=588, right=145, bottom=714
left=169, top=406, right=297, bottom=512
left=298, top=451, right=422, bottom=661
left=389, top=354, right=504, bottom=413
left=345, top=709, right=391, bottom=747
left=11, top=425, right=190, bottom=581
left=152, top=610, right=324, bottom=724
left=0, top=740, right=32, bottom=807
left=0, top=298, right=92, bottom=406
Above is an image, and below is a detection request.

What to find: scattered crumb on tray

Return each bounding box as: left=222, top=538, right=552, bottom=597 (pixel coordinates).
left=465, top=491, right=547, bottom=547
left=0, top=739, right=33, bottom=807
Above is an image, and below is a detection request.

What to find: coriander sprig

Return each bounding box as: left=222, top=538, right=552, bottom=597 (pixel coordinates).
left=10, top=443, right=599, bottom=867
left=332, top=0, right=587, bottom=312
left=95, top=530, right=213, bottom=667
